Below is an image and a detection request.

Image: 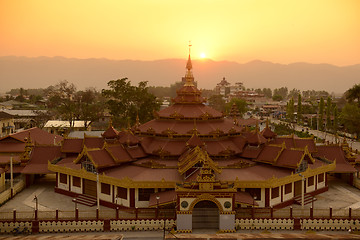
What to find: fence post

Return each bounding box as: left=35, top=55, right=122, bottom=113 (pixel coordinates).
left=349, top=208, right=352, bottom=219
left=251, top=207, right=254, bottom=218
left=290, top=207, right=293, bottom=219
left=34, top=209, right=38, bottom=220
left=96, top=208, right=99, bottom=220
left=75, top=208, right=79, bottom=220
left=329, top=207, right=332, bottom=219
left=56, top=209, right=59, bottom=221
left=13, top=209, right=16, bottom=221
left=116, top=207, right=119, bottom=220
left=310, top=207, right=313, bottom=219
left=270, top=207, right=273, bottom=219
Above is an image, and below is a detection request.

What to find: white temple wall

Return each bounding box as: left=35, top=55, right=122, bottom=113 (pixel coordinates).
left=58, top=174, right=69, bottom=191
left=115, top=188, right=129, bottom=207
left=71, top=176, right=82, bottom=194
left=282, top=182, right=294, bottom=202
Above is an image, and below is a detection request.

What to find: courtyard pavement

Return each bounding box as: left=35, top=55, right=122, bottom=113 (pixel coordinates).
left=1, top=175, right=360, bottom=238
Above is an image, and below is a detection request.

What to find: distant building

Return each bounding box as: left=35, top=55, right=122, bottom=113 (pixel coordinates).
left=215, top=77, right=243, bottom=97
left=43, top=120, right=91, bottom=135
left=0, top=112, right=15, bottom=137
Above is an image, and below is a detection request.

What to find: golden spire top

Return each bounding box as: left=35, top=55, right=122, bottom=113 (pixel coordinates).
left=184, top=41, right=194, bottom=86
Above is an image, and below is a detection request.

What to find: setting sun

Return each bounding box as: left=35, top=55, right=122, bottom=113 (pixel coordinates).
left=200, top=53, right=206, bottom=58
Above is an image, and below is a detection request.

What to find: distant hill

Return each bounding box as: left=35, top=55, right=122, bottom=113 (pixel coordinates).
left=0, top=56, right=359, bottom=94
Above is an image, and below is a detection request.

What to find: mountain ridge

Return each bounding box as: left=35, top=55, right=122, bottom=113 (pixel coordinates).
left=0, top=56, right=359, bottom=94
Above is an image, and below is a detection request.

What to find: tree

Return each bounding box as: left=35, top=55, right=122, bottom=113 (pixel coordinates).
left=273, top=87, right=288, bottom=100
left=208, top=95, right=226, bottom=112
left=286, top=97, right=295, bottom=124
left=297, top=94, right=302, bottom=124
left=45, top=80, right=77, bottom=127
left=340, top=103, right=360, bottom=137
left=326, top=96, right=332, bottom=131
left=102, top=78, right=161, bottom=127
left=75, top=88, right=105, bottom=128
left=345, top=84, right=360, bottom=106
left=318, top=97, right=325, bottom=130
left=272, top=95, right=283, bottom=101
left=262, top=88, right=272, bottom=98
left=225, top=98, right=248, bottom=117
left=288, top=88, right=300, bottom=100
left=333, top=104, right=338, bottom=134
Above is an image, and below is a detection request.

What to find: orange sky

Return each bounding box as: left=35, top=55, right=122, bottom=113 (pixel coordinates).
left=1, top=0, right=359, bottom=66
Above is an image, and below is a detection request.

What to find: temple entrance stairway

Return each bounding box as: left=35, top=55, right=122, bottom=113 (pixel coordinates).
left=294, top=193, right=317, bottom=206
left=72, top=194, right=97, bottom=207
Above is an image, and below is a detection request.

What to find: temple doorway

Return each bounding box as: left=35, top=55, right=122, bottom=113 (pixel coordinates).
left=294, top=180, right=302, bottom=196
left=192, top=200, right=219, bottom=229
left=83, top=179, right=97, bottom=197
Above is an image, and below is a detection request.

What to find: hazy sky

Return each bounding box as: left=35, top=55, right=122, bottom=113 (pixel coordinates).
left=1, top=0, right=359, bottom=66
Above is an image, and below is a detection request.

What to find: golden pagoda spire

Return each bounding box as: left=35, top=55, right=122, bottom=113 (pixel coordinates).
left=184, top=41, right=194, bottom=87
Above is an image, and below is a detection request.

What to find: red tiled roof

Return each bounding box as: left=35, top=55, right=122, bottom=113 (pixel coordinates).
left=0, top=142, right=26, bottom=153
left=270, top=136, right=316, bottom=152
left=84, top=137, right=104, bottom=149
left=139, top=118, right=242, bottom=135
left=0, top=155, right=21, bottom=164
left=102, top=126, right=118, bottom=139
left=241, top=145, right=262, bottom=159
left=247, top=132, right=267, bottom=146
left=315, top=145, right=356, bottom=173
left=11, top=127, right=63, bottom=145
left=257, top=145, right=282, bottom=164
left=275, top=149, right=304, bottom=169
left=125, top=146, right=147, bottom=159
left=218, top=164, right=292, bottom=182
left=104, top=165, right=182, bottom=182
left=106, top=145, right=133, bottom=163
left=294, top=138, right=317, bottom=152
left=141, top=137, right=186, bottom=156
left=187, top=133, right=204, bottom=148
left=261, top=127, right=276, bottom=139
left=149, top=190, right=176, bottom=207
left=22, top=145, right=61, bottom=174
left=62, top=138, right=83, bottom=153
left=157, top=104, right=222, bottom=119
left=88, top=149, right=116, bottom=168
left=118, top=131, right=139, bottom=145
left=235, top=191, right=258, bottom=206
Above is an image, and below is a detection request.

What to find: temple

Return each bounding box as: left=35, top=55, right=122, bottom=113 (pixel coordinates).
left=48, top=49, right=344, bottom=232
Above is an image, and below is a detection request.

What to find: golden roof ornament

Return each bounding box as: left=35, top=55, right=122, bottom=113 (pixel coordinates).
left=184, top=41, right=195, bottom=87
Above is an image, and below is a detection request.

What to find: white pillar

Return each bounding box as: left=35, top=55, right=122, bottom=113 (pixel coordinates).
left=96, top=173, right=100, bottom=210
left=10, top=157, right=13, bottom=190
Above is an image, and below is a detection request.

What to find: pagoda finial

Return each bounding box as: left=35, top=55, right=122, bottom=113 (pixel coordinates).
left=266, top=118, right=269, bottom=128
left=108, top=117, right=113, bottom=128
left=184, top=41, right=194, bottom=87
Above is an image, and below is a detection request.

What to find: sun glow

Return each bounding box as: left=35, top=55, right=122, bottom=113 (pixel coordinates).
left=200, top=52, right=206, bottom=58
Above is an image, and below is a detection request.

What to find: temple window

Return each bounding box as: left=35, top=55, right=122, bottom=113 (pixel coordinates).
left=138, top=188, right=155, bottom=201
left=318, top=173, right=324, bottom=182
left=117, top=187, right=127, bottom=199
left=82, top=158, right=97, bottom=173
left=308, top=176, right=314, bottom=186
left=72, top=176, right=81, bottom=187
left=285, top=183, right=292, bottom=194
left=271, top=187, right=279, bottom=199
left=101, top=183, right=111, bottom=195
left=59, top=173, right=67, bottom=184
